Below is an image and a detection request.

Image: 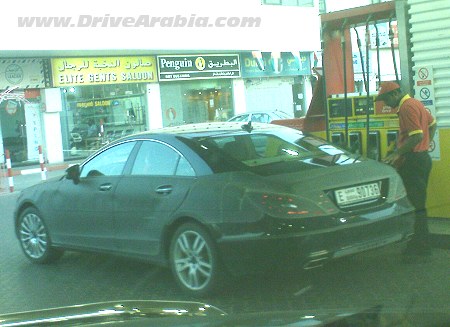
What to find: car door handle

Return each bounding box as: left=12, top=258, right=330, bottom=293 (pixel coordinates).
left=155, top=185, right=173, bottom=195
left=99, top=183, right=112, bottom=191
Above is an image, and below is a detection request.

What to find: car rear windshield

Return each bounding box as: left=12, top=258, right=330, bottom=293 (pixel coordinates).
left=179, top=129, right=359, bottom=175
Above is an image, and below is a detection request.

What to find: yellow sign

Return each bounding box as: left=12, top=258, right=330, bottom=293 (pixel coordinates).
left=51, top=56, right=157, bottom=86
left=76, top=100, right=111, bottom=108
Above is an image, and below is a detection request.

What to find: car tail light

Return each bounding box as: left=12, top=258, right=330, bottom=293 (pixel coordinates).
left=248, top=192, right=326, bottom=218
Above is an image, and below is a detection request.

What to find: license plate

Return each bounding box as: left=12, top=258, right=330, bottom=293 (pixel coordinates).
left=335, top=182, right=380, bottom=206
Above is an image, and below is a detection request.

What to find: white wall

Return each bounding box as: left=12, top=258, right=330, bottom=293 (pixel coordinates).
left=146, top=83, right=163, bottom=130
left=232, top=79, right=247, bottom=115
left=41, top=88, right=64, bottom=164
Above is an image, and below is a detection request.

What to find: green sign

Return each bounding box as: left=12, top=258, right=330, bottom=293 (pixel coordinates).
left=157, top=54, right=240, bottom=81
left=240, top=52, right=311, bottom=78
left=330, top=121, right=385, bottom=129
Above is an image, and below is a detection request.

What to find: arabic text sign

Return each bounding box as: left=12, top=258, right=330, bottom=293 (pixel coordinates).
left=158, top=55, right=240, bottom=81
left=51, top=56, right=158, bottom=87
left=25, top=102, right=43, bottom=161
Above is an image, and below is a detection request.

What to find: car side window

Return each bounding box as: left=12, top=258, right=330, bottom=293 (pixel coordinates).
left=80, top=141, right=136, bottom=178
left=131, top=140, right=195, bottom=176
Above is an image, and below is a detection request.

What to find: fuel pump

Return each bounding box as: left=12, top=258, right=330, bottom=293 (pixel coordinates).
left=317, top=2, right=400, bottom=160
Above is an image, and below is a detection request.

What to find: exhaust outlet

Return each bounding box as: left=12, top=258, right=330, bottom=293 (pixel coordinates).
left=303, top=257, right=328, bottom=269
left=303, top=250, right=329, bottom=269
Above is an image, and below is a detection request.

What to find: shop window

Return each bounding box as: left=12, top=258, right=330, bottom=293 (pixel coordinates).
left=61, top=84, right=148, bottom=159
left=160, top=79, right=234, bottom=127
left=1, top=92, right=42, bottom=165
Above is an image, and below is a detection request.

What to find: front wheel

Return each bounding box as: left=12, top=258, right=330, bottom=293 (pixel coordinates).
left=169, top=223, right=223, bottom=295
left=17, top=207, right=63, bottom=264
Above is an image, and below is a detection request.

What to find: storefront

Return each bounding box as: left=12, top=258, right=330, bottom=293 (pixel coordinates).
left=157, top=54, right=240, bottom=126
left=0, top=59, right=51, bottom=166
left=51, top=56, right=158, bottom=159
left=240, top=52, right=312, bottom=118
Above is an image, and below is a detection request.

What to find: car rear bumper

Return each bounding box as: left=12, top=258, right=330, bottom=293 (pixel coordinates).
left=216, top=204, right=415, bottom=276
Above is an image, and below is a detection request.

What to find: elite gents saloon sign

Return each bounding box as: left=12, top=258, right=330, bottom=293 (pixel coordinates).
left=157, top=54, right=240, bottom=81
left=51, top=56, right=158, bottom=86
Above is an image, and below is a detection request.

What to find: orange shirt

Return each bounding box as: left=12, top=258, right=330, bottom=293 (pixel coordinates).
left=397, top=95, right=436, bottom=152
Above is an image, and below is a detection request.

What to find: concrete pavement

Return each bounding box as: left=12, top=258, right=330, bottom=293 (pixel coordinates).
left=1, top=161, right=74, bottom=193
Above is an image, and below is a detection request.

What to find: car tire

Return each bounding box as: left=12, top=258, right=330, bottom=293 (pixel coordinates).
left=169, top=223, right=223, bottom=295
left=17, top=207, right=63, bottom=264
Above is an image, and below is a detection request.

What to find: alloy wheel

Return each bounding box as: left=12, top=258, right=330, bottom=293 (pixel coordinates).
left=172, top=230, right=213, bottom=291
left=20, top=212, right=48, bottom=259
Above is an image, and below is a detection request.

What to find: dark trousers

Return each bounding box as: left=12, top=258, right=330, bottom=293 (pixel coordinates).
left=398, top=151, right=432, bottom=251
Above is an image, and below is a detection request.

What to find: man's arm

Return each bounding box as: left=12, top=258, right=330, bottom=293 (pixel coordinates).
left=397, top=133, right=423, bottom=156
left=429, top=121, right=437, bottom=142
left=383, top=133, right=422, bottom=165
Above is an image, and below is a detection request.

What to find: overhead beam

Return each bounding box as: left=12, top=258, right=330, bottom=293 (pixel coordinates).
left=321, top=1, right=396, bottom=31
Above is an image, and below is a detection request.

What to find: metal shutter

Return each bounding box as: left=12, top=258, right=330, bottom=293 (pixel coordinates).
left=409, top=0, right=450, bottom=127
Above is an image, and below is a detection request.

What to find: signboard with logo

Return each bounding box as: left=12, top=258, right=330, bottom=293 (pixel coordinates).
left=157, top=54, right=240, bottom=81
left=75, top=99, right=112, bottom=109
left=51, top=56, right=158, bottom=87
left=413, top=66, right=440, bottom=160
left=0, top=59, right=48, bottom=89
left=240, top=52, right=311, bottom=78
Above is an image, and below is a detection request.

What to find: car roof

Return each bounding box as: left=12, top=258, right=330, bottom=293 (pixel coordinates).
left=130, top=122, right=294, bottom=138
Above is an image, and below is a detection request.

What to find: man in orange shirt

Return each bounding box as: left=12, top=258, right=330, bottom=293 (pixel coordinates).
left=376, top=81, right=437, bottom=259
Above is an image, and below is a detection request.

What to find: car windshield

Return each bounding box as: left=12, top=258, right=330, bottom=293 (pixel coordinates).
left=179, top=129, right=356, bottom=175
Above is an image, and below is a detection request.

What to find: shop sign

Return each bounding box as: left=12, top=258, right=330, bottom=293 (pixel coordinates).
left=25, top=102, right=44, bottom=161
left=0, top=59, right=47, bottom=89
left=158, top=54, right=240, bottom=81
left=24, top=89, right=41, bottom=100
left=75, top=99, right=112, bottom=109
left=240, top=52, right=311, bottom=78
left=51, top=56, right=158, bottom=87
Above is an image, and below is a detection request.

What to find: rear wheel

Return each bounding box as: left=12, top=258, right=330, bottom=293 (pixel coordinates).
left=17, top=207, right=63, bottom=264
left=169, top=223, right=223, bottom=295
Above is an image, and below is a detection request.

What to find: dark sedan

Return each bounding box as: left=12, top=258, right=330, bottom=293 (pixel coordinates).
left=14, top=122, right=415, bottom=295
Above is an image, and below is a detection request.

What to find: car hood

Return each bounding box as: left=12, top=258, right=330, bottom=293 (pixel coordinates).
left=0, top=300, right=226, bottom=326
left=0, top=302, right=448, bottom=326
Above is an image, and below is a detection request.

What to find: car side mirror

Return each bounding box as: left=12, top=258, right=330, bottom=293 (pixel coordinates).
left=66, top=164, right=80, bottom=184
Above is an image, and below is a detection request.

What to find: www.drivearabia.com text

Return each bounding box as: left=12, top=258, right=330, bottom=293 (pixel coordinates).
left=17, top=15, right=262, bottom=28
